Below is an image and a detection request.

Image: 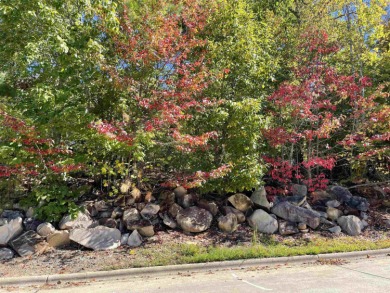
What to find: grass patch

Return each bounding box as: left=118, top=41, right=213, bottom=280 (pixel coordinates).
left=101, top=232, right=390, bottom=271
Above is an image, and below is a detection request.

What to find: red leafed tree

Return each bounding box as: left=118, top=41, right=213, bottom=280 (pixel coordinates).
left=263, top=27, right=388, bottom=195
left=95, top=0, right=230, bottom=188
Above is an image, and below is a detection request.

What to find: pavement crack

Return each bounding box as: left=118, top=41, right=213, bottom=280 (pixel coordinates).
left=336, top=265, right=390, bottom=281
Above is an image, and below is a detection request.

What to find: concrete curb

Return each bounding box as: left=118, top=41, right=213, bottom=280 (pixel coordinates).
left=1, top=248, right=390, bottom=287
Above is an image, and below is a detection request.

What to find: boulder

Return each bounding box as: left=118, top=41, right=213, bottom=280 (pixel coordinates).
left=0, top=248, right=14, bottom=260
left=59, top=211, right=94, bottom=230
left=250, top=187, right=270, bottom=210
left=47, top=230, right=70, bottom=248
left=94, top=200, right=111, bottom=212
left=111, top=207, right=123, bottom=219
left=298, top=223, right=307, bottom=230
left=140, top=204, right=160, bottom=220
left=329, top=186, right=352, bottom=204
left=10, top=231, right=48, bottom=257
left=291, top=184, right=308, bottom=197
left=271, top=202, right=320, bottom=229
left=329, top=225, right=342, bottom=235
left=0, top=217, right=23, bottom=245
left=98, top=218, right=117, bottom=228
left=123, top=208, right=140, bottom=223
left=176, top=207, right=213, bottom=233
left=222, top=206, right=246, bottom=223
left=197, top=199, right=219, bottom=216
left=326, top=207, right=343, bottom=221
left=228, top=193, right=252, bottom=212
left=127, top=230, right=143, bottom=247
left=24, top=218, right=43, bottom=231
left=0, top=218, right=8, bottom=226
left=70, top=226, right=121, bottom=250
left=278, top=221, right=299, bottom=236
left=347, top=196, right=369, bottom=212
left=173, top=186, right=187, bottom=198
left=247, top=209, right=278, bottom=234
left=337, top=216, right=362, bottom=236
left=36, top=222, right=56, bottom=237
left=218, top=213, right=238, bottom=233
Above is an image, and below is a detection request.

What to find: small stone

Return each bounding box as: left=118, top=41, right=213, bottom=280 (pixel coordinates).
left=120, top=180, right=131, bottom=194
left=94, top=200, right=111, bottom=212
left=298, top=223, right=307, bottom=230
left=347, top=196, right=369, bottom=212
left=0, top=248, right=14, bottom=260
left=176, top=207, right=213, bottom=233
left=120, top=233, right=129, bottom=245
left=197, top=199, right=219, bottom=216
left=70, top=226, right=121, bottom=250
left=10, top=231, right=48, bottom=257
left=326, top=200, right=341, bottom=208
left=140, top=204, right=160, bottom=220
left=47, top=231, right=70, bottom=248
left=0, top=217, right=23, bottom=246
left=361, top=212, right=368, bottom=221
left=127, top=230, right=143, bottom=247
left=168, top=203, right=183, bottom=218
left=329, top=226, right=342, bottom=235
left=37, top=222, right=56, bottom=237
left=273, top=195, right=307, bottom=207
left=59, top=211, right=94, bottom=230
left=24, top=218, right=43, bottom=231
left=161, top=213, right=177, bottom=229
left=300, top=229, right=309, bottom=233
left=222, top=206, right=246, bottom=223
left=250, top=187, right=270, bottom=210
left=218, top=213, right=238, bottom=233
left=137, top=224, right=154, bottom=237
left=123, top=208, right=140, bottom=223
left=111, top=207, right=123, bottom=219
left=99, top=218, right=117, bottom=228
left=326, top=207, right=343, bottom=221
left=278, top=221, right=299, bottom=236
left=173, top=186, right=187, bottom=198
left=228, top=193, right=252, bottom=212
left=177, top=193, right=198, bottom=208
left=248, top=209, right=278, bottom=234
left=0, top=218, right=8, bottom=226
left=337, top=215, right=362, bottom=236
left=131, top=187, right=142, bottom=201
left=291, top=184, right=308, bottom=197
left=25, top=207, right=35, bottom=218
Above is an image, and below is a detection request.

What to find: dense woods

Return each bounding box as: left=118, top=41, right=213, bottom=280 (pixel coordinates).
left=0, top=0, right=389, bottom=221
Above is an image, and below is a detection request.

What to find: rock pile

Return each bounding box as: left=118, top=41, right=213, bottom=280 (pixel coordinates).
left=0, top=184, right=375, bottom=260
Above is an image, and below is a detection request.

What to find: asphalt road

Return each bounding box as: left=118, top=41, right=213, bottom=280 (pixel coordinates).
left=6, top=255, right=390, bottom=293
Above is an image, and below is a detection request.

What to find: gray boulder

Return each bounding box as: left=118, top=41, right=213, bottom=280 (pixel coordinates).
left=1, top=210, right=24, bottom=220
left=0, top=248, right=14, bottom=260
left=329, top=225, right=342, bottom=235
left=176, top=207, right=213, bottom=233
left=218, top=213, right=238, bottom=233
left=250, top=187, right=270, bottom=210
left=291, top=184, right=308, bottom=197
left=168, top=203, right=183, bottom=218
left=197, top=199, right=219, bottom=216
left=337, top=216, right=363, bottom=236
left=248, top=209, right=278, bottom=234
left=228, top=193, right=252, bottom=212
left=173, top=186, right=187, bottom=198
left=140, top=204, right=160, bottom=220
left=127, top=230, right=143, bottom=247
left=10, top=231, right=48, bottom=257
left=161, top=213, right=177, bottom=229
left=271, top=202, right=320, bottom=229
left=69, top=226, right=121, bottom=250
left=329, top=186, right=352, bottom=204
left=326, top=200, right=341, bottom=208
left=177, top=193, right=198, bottom=208
left=348, top=196, right=369, bottom=212
left=59, top=211, right=94, bottom=230
left=0, top=217, right=23, bottom=245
